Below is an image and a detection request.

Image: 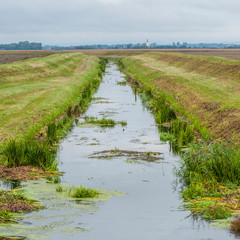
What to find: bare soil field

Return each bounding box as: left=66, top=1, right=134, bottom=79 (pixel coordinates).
left=0, top=51, right=54, bottom=64
left=79, top=49, right=240, bottom=61
left=161, top=49, right=240, bottom=61
left=2, top=49, right=240, bottom=63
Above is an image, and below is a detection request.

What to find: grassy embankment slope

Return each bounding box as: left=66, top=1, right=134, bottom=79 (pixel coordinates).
left=122, top=53, right=240, bottom=223
left=0, top=52, right=103, bottom=174
left=123, top=52, right=240, bottom=144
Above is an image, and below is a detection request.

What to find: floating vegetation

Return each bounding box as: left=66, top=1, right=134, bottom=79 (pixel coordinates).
left=0, top=189, right=41, bottom=223
left=89, top=149, right=164, bottom=163
left=68, top=186, right=100, bottom=198
left=117, top=81, right=127, bottom=85
left=184, top=200, right=233, bottom=220
left=93, top=100, right=113, bottom=104
left=92, top=97, right=113, bottom=104
left=0, top=236, right=26, bottom=240
left=0, top=179, right=123, bottom=239
left=56, top=186, right=63, bottom=193
left=79, top=116, right=127, bottom=128
left=46, top=176, right=61, bottom=184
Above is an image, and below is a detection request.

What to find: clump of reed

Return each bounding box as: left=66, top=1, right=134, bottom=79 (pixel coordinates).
left=175, top=141, right=240, bottom=220
left=68, top=186, right=99, bottom=198
left=3, top=139, right=57, bottom=170
left=169, top=120, right=195, bottom=147
left=177, top=142, right=240, bottom=186
left=99, top=58, right=108, bottom=74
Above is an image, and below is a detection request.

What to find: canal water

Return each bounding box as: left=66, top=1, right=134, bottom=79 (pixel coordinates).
left=0, top=63, right=237, bottom=240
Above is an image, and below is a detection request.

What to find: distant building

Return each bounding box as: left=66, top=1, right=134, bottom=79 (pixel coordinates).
left=146, top=39, right=151, bottom=47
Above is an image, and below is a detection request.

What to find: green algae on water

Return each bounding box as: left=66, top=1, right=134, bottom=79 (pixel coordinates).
left=0, top=179, right=124, bottom=240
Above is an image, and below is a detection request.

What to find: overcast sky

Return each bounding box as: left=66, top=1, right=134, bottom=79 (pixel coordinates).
left=1, top=0, right=240, bottom=45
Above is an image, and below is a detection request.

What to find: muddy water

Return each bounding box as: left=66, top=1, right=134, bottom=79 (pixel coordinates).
left=0, top=64, right=237, bottom=240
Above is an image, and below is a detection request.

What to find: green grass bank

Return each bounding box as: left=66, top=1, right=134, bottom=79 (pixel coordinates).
left=0, top=53, right=107, bottom=173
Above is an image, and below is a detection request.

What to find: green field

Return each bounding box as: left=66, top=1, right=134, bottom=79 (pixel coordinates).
left=0, top=52, right=100, bottom=141
left=0, top=52, right=106, bottom=174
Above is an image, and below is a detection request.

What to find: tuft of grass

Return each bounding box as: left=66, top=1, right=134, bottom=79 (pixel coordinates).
left=81, top=116, right=127, bottom=128
left=117, top=81, right=127, bottom=85
left=47, top=176, right=61, bottom=184
left=160, top=133, right=175, bottom=142
left=68, top=186, right=99, bottom=198
left=119, top=121, right=127, bottom=126
left=56, top=186, right=63, bottom=192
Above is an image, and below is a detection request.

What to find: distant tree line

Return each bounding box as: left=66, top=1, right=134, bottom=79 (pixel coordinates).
left=0, top=41, right=42, bottom=50
left=75, top=43, right=186, bottom=50
left=43, top=42, right=240, bottom=51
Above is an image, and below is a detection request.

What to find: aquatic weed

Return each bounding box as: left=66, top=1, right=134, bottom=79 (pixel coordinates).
left=81, top=117, right=127, bottom=128
left=187, top=200, right=233, bottom=220
left=68, top=186, right=99, bottom=198
left=56, top=186, right=63, bottom=192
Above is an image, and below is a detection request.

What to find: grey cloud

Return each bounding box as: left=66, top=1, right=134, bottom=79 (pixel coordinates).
left=0, top=0, right=240, bottom=44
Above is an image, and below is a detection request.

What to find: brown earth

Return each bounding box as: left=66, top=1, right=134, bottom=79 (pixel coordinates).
left=0, top=51, right=54, bottom=64
left=79, top=49, right=240, bottom=61
left=2, top=49, right=240, bottom=62
left=0, top=165, right=57, bottom=180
